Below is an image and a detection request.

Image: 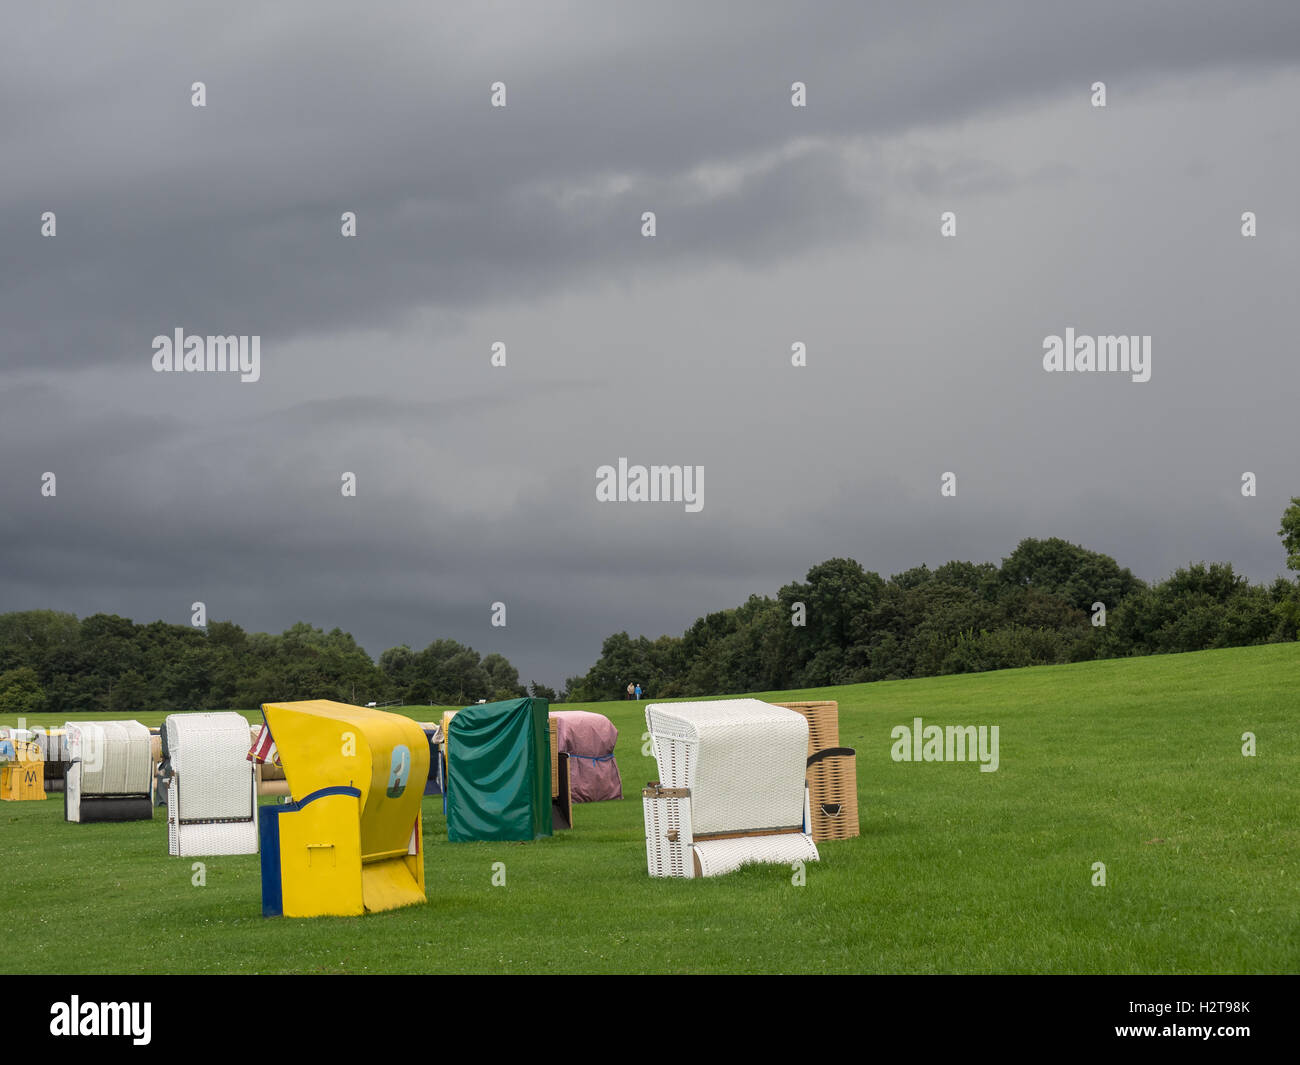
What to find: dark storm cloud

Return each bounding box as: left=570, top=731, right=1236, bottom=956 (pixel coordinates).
left=4, top=1, right=1299, bottom=370
left=2, top=1, right=1299, bottom=687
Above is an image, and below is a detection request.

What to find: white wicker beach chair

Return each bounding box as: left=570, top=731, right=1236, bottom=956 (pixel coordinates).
left=642, top=699, right=819, bottom=878
left=64, top=720, right=154, bottom=823
left=164, top=712, right=258, bottom=856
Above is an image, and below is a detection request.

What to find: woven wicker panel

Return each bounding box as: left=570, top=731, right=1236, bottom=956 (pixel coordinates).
left=692, top=833, right=818, bottom=877
left=168, top=778, right=258, bottom=856
left=642, top=788, right=693, bottom=877
left=773, top=701, right=839, bottom=755
left=65, top=721, right=152, bottom=797
left=549, top=717, right=559, bottom=799
left=166, top=712, right=255, bottom=823
left=646, top=700, right=807, bottom=837
left=806, top=747, right=859, bottom=841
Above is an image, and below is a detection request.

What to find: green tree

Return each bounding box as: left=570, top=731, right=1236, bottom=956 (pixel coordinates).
left=482, top=653, right=526, bottom=700
left=0, top=611, right=80, bottom=674
left=110, top=669, right=149, bottom=712
left=1103, top=563, right=1276, bottom=656
left=1000, top=537, right=1144, bottom=613
left=1281, top=497, right=1300, bottom=572
left=0, top=666, right=46, bottom=715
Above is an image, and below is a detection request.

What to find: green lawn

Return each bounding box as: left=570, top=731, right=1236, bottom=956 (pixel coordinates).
left=3, top=643, right=1297, bottom=973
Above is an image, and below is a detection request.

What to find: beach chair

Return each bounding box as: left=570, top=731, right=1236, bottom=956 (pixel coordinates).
left=257, top=700, right=429, bottom=918
left=642, top=699, right=818, bottom=878
left=64, top=721, right=154, bottom=823
left=164, top=712, right=258, bottom=856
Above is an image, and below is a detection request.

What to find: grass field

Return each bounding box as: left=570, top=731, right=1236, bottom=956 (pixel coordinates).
left=2, top=643, right=1297, bottom=974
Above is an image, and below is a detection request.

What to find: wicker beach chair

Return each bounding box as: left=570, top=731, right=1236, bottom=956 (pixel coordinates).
left=642, top=699, right=819, bottom=878
left=773, top=700, right=839, bottom=755
left=64, top=720, right=154, bottom=822
left=164, top=712, right=258, bottom=856
left=774, top=701, right=861, bottom=842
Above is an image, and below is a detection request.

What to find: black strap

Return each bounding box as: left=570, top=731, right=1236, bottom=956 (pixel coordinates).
left=806, top=746, right=856, bottom=767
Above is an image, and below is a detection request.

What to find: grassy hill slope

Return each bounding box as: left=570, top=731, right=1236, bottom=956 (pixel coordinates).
left=2, top=643, right=1296, bottom=973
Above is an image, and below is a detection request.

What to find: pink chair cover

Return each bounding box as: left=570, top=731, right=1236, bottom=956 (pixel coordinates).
left=550, top=711, right=622, bottom=802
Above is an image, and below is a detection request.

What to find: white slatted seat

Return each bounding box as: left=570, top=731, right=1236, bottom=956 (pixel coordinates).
left=64, top=721, right=154, bottom=823
left=164, top=712, right=258, bottom=856
left=642, top=699, right=819, bottom=878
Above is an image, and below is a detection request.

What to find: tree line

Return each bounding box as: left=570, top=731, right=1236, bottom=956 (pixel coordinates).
left=0, top=617, right=543, bottom=716
left=4, top=499, right=1299, bottom=714
left=563, top=500, right=1300, bottom=701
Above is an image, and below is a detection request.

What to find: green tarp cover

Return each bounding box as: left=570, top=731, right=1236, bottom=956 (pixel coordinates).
left=446, top=697, right=552, bottom=842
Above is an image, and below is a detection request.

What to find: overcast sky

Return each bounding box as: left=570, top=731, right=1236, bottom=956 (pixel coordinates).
left=2, top=2, right=1298, bottom=689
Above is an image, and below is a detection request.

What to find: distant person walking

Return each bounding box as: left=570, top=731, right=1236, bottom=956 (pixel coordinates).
left=626, top=682, right=635, bottom=701
left=634, top=683, right=642, bottom=700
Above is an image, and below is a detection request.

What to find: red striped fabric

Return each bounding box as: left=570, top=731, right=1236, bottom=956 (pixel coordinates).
left=246, top=724, right=280, bottom=766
